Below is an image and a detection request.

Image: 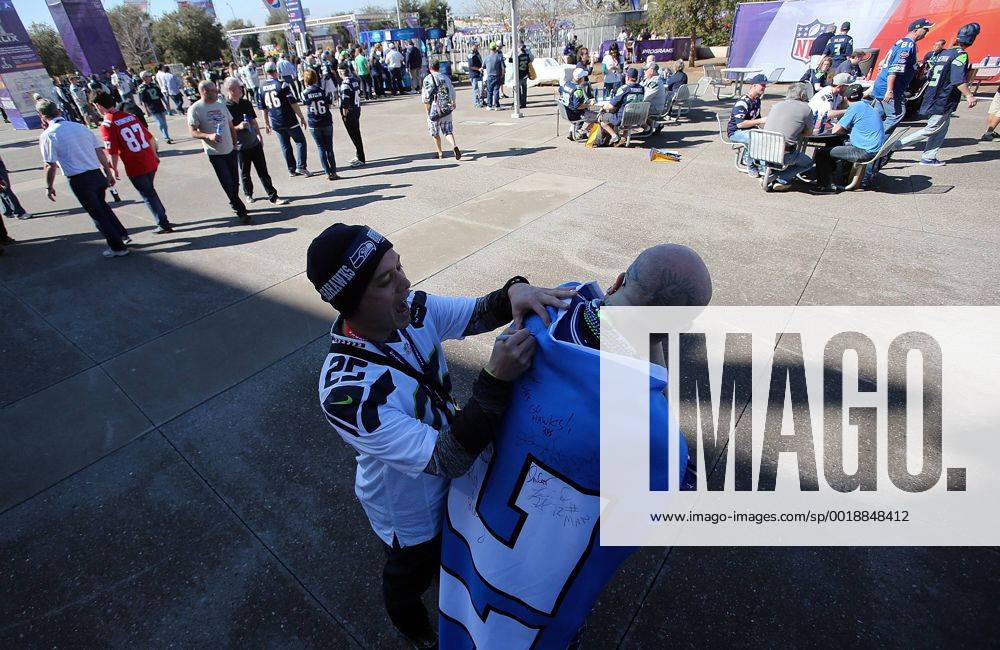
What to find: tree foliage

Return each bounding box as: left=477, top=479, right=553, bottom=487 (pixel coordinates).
left=28, top=23, right=73, bottom=77
left=108, top=4, right=157, bottom=69
left=150, top=7, right=225, bottom=64
left=420, top=0, right=449, bottom=29
left=225, top=18, right=261, bottom=56
left=647, top=0, right=737, bottom=60
left=263, top=9, right=289, bottom=52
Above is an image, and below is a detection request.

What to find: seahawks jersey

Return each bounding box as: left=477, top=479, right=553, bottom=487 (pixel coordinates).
left=919, top=47, right=971, bottom=116
left=439, top=282, right=688, bottom=649
left=318, top=291, right=474, bottom=546
left=873, top=37, right=918, bottom=100
left=824, top=34, right=853, bottom=66
left=301, top=84, right=333, bottom=128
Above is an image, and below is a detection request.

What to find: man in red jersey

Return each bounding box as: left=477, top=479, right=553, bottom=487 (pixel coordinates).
left=92, top=90, right=174, bottom=233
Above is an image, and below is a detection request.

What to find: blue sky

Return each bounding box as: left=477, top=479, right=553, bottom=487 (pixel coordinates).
left=13, top=0, right=461, bottom=29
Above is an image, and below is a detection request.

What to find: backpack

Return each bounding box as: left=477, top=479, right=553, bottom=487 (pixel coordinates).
left=429, top=73, right=453, bottom=121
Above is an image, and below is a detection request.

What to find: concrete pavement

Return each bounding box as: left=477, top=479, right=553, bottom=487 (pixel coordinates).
left=1, top=82, right=998, bottom=646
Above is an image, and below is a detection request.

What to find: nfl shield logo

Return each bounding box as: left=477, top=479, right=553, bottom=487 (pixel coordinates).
left=791, top=19, right=834, bottom=63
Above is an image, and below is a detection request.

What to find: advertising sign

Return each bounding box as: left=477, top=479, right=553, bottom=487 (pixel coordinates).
left=0, top=0, right=49, bottom=129
left=46, top=0, right=126, bottom=77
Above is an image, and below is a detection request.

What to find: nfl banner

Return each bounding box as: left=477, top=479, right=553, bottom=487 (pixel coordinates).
left=729, top=0, right=1000, bottom=82
left=0, top=0, right=49, bottom=129
left=46, top=0, right=126, bottom=77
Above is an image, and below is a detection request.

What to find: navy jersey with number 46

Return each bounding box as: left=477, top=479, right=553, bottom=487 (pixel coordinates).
left=257, top=77, right=298, bottom=129
left=439, top=282, right=688, bottom=649
left=301, top=84, right=333, bottom=128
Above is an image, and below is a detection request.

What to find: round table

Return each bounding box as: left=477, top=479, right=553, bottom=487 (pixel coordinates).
left=720, top=68, right=763, bottom=95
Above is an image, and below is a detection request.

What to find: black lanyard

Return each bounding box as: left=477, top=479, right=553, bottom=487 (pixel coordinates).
left=332, top=327, right=458, bottom=422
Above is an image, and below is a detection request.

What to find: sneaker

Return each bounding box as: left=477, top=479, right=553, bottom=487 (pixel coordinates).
left=102, top=247, right=130, bottom=258
left=121, top=236, right=132, bottom=245
left=289, top=170, right=301, bottom=177
left=3, top=213, right=12, bottom=219
left=297, top=168, right=310, bottom=177
left=239, top=213, right=251, bottom=225
left=244, top=194, right=255, bottom=203
left=328, top=173, right=341, bottom=180
left=747, top=167, right=760, bottom=178
left=269, top=196, right=290, bottom=205
left=453, top=147, right=462, bottom=160
left=166, top=139, right=174, bottom=144
left=16, top=212, right=32, bottom=220
left=349, top=158, right=364, bottom=168
left=809, top=183, right=837, bottom=195
left=919, top=158, right=945, bottom=167
left=609, top=136, right=623, bottom=147
left=153, top=225, right=174, bottom=234
left=982, top=131, right=997, bottom=141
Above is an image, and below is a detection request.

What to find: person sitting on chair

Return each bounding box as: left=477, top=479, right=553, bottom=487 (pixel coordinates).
left=597, top=67, right=644, bottom=147
left=726, top=74, right=768, bottom=176
left=835, top=52, right=864, bottom=78
left=761, top=82, right=815, bottom=189
left=642, top=65, right=666, bottom=117
left=560, top=68, right=590, bottom=141
left=810, top=84, right=887, bottom=193
left=665, top=59, right=688, bottom=92
left=800, top=55, right=833, bottom=91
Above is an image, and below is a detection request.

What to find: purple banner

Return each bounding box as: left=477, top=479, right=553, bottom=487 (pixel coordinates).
left=635, top=38, right=692, bottom=62
left=0, top=0, right=48, bottom=129
left=728, top=1, right=782, bottom=68
left=284, top=0, right=306, bottom=34
left=47, top=0, right=125, bottom=77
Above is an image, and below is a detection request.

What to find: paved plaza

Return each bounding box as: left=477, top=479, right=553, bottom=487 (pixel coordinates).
left=1, top=83, right=998, bottom=647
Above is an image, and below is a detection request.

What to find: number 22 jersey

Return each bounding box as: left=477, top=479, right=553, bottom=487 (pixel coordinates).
left=99, top=110, right=158, bottom=178
left=439, top=282, right=688, bottom=649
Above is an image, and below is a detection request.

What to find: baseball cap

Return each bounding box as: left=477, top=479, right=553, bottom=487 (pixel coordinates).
left=909, top=18, right=934, bottom=31
left=747, top=73, right=768, bottom=85
left=625, top=67, right=639, bottom=80
left=572, top=67, right=588, bottom=81
left=841, top=21, right=851, bottom=30
left=845, top=84, right=864, bottom=102
left=263, top=61, right=277, bottom=73
left=307, top=224, right=394, bottom=317
left=832, top=72, right=855, bottom=85
left=956, top=22, right=981, bottom=46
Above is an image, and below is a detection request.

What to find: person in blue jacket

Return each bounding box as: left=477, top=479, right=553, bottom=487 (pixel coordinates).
left=872, top=18, right=933, bottom=133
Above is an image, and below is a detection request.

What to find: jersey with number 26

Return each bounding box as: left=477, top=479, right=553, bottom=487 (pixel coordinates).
left=439, top=282, right=688, bottom=649
left=99, top=110, right=158, bottom=178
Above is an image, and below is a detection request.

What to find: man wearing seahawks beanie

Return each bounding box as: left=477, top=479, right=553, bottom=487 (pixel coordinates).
left=307, top=223, right=574, bottom=648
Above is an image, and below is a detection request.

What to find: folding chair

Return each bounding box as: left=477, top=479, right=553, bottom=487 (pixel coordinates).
left=704, top=65, right=734, bottom=99
left=666, top=84, right=694, bottom=122
left=618, top=101, right=651, bottom=147
left=556, top=100, right=587, bottom=141
left=693, top=76, right=712, bottom=99
left=716, top=112, right=748, bottom=172
left=764, top=67, right=785, bottom=96
left=842, top=127, right=910, bottom=191
left=747, top=130, right=791, bottom=191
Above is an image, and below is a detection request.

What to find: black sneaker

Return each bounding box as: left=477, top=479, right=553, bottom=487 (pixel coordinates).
left=982, top=131, right=997, bottom=141
left=809, top=184, right=837, bottom=195
left=328, top=173, right=340, bottom=180
left=453, top=147, right=462, bottom=160
left=289, top=170, right=301, bottom=177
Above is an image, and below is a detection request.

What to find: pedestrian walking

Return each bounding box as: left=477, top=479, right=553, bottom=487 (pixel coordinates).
left=406, top=40, right=423, bottom=93
left=422, top=60, right=460, bottom=160
left=92, top=90, right=174, bottom=233
left=0, top=154, right=30, bottom=220
left=137, top=71, right=173, bottom=144
left=187, top=80, right=250, bottom=224
left=386, top=43, right=405, bottom=95
left=338, top=62, right=366, bottom=168
left=467, top=44, right=484, bottom=107
left=36, top=99, right=130, bottom=258
left=221, top=77, right=288, bottom=205
left=258, top=62, right=310, bottom=177
left=301, top=70, right=340, bottom=181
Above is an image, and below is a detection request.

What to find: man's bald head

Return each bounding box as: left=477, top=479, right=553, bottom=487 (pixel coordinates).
left=608, top=244, right=712, bottom=307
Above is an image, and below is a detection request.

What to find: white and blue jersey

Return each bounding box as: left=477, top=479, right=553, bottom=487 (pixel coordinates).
left=439, top=282, right=688, bottom=649
left=872, top=37, right=918, bottom=100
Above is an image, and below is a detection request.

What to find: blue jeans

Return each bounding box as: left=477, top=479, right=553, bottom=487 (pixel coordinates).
left=128, top=170, right=170, bottom=227
left=471, top=77, right=483, bottom=106
left=486, top=75, right=500, bottom=108
left=774, top=151, right=814, bottom=184
left=274, top=124, right=307, bottom=173
left=309, top=124, right=337, bottom=176
left=899, top=112, right=951, bottom=161
left=67, top=169, right=128, bottom=251
left=0, top=167, right=25, bottom=216
left=151, top=110, right=170, bottom=141
left=877, top=94, right=905, bottom=133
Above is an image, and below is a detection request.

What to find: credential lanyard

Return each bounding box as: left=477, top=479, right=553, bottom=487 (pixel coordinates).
left=366, top=329, right=458, bottom=421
